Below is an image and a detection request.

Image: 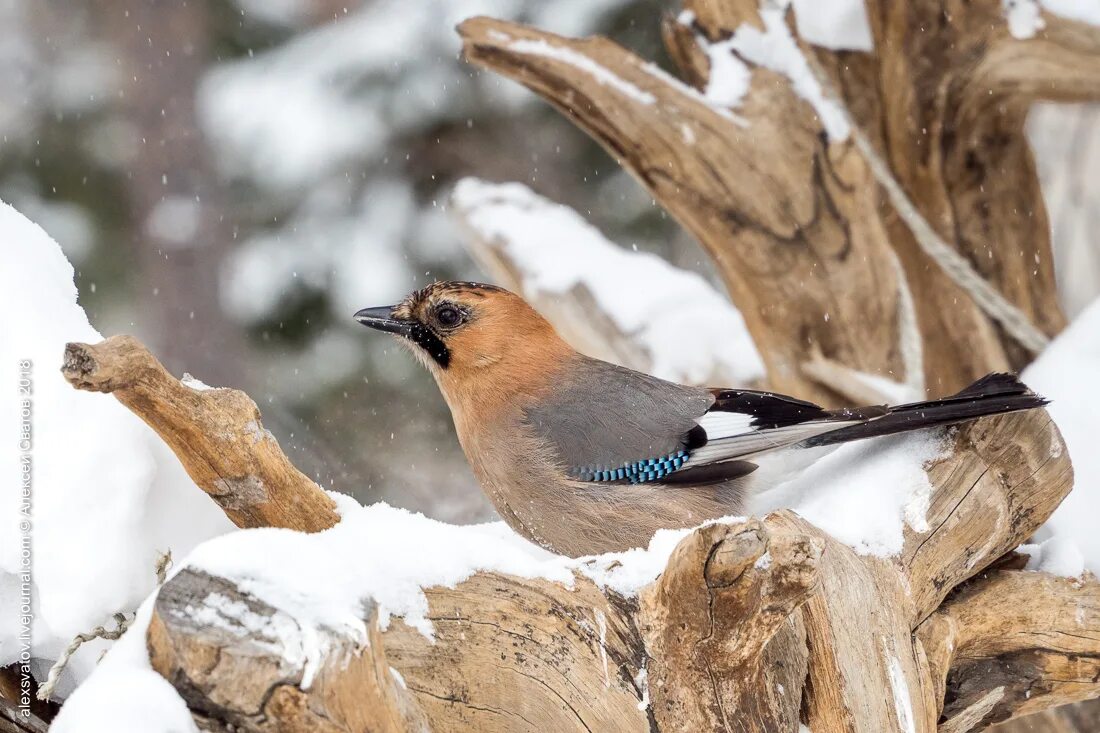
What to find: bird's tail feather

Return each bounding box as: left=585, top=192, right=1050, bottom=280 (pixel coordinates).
left=805, top=373, right=1047, bottom=447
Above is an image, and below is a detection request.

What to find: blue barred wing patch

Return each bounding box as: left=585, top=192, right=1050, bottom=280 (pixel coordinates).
left=571, top=449, right=690, bottom=484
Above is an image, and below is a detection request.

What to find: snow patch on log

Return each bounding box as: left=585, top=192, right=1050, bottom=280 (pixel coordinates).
left=506, top=37, right=657, bottom=104
left=578, top=518, right=744, bottom=595
left=184, top=502, right=574, bottom=639
left=1019, top=536, right=1086, bottom=577
left=681, top=2, right=851, bottom=139
left=1005, top=0, right=1046, bottom=39
left=452, top=177, right=764, bottom=386
left=882, top=641, right=918, bottom=733
left=790, top=0, right=873, bottom=51
left=1005, top=0, right=1100, bottom=40
left=751, top=431, right=945, bottom=557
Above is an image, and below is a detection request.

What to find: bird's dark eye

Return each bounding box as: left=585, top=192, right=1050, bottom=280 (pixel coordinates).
left=435, top=305, right=462, bottom=328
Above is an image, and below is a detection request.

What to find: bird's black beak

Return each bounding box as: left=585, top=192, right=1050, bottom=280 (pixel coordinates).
left=353, top=306, right=411, bottom=335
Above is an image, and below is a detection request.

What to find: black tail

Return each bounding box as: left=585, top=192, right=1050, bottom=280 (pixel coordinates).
left=806, top=373, right=1048, bottom=447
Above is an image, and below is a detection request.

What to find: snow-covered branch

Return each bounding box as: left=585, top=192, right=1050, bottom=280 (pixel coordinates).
left=52, top=333, right=1086, bottom=732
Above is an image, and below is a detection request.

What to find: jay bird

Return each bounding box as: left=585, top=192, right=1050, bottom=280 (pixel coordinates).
left=355, top=281, right=1046, bottom=557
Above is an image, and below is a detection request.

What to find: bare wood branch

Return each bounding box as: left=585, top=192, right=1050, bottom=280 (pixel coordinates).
left=990, top=698, right=1100, bottom=733
left=767, top=511, right=939, bottom=733
left=811, top=0, right=1071, bottom=384
left=918, top=570, right=1100, bottom=729
left=975, top=15, right=1100, bottom=104
left=61, top=335, right=339, bottom=532
left=638, top=519, right=818, bottom=731
left=901, top=411, right=1073, bottom=624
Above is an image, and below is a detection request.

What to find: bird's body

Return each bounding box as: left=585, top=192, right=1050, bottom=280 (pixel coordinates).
left=356, top=281, right=1047, bottom=557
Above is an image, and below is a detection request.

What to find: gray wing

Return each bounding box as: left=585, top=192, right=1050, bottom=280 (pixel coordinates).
left=525, top=357, right=879, bottom=485
left=523, top=356, right=712, bottom=482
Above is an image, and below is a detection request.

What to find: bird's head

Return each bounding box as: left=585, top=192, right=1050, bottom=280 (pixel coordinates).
left=354, top=281, right=571, bottom=398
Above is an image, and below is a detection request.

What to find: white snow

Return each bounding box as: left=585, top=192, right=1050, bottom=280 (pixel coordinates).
left=791, top=0, right=873, bottom=51
left=47, top=500, right=748, bottom=724
left=1005, top=0, right=1046, bottom=38
left=576, top=520, right=745, bottom=596
left=1029, top=103, right=1100, bottom=319
left=1005, top=0, right=1100, bottom=40
left=849, top=370, right=923, bottom=405
left=0, top=201, right=233, bottom=698
left=1023, top=297, right=1100, bottom=576
left=682, top=1, right=851, bottom=140
left=186, top=502, right=575, bottom=642
left=751, top=432, right=945, bottom=557
left=452, top=178, right=765, bottom=387
left=638, top=61, right=749, bottom=126
left=180, top=373, right=216, bottom=392
left=1018, top=537, right=1086, bottom=578
left=50, top=595, right=198, bottom=733
left=634, top=666, right=649, bottom=710
left=702, top=40, right=752, bottom=108
left=1039, top=0, right=1100, bottom=27
left=507, top=37, right=656, bottom=105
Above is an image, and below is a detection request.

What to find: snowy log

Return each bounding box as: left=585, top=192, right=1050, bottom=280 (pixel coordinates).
left=148, top=568, right=429, bottom=732
left=47, top=0, right=1100, bottom=727
left=140, top=411, right=1079, bottom=732
left=58, top=333, right=1094, bottom=731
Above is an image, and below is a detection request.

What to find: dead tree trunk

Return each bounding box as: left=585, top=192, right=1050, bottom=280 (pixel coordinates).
left=56, top=2, right=1100, bottom=730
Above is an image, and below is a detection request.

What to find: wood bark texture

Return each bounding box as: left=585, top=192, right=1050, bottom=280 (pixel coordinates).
left=61, top=335, right=1095, bottom=732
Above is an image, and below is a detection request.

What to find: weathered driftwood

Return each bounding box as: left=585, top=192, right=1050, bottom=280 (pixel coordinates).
left=458, top=15, right=908, bottom=405
left=920, top=570, right=1100, bottom=730
left=63, top=335, right=1092, bottom=731
left=61, top=335, right=339, bottom=532
left=149, top=569, right=428, bottom=733
left=458, top=1, right=1097, bottom=400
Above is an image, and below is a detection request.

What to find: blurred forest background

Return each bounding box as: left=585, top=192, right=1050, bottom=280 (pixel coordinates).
left=3, top=0, right=1098, bottom=523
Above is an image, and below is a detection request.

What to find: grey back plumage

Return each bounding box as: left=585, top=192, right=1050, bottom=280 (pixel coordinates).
left=523, top=355, right=712, bottom=478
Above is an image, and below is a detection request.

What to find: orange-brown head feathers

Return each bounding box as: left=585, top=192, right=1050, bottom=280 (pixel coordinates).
left=355, top=281, right=573, bottom=410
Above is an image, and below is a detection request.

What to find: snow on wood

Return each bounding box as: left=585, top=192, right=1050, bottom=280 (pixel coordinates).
left=751, top=431, right=944, bottom=558
left=506, top=37, right=657, bottom=104
left=452, top=177, right=765, bottom=387
left=1004, top=0, right=1100, bottom=40
left=679, top=2, right=851, bottom=139
left=789, top=0, right=873, bottom=51
left=0, top=201, right=232, bottom=699
left=49, top=597, right=198, bottom=733
left=1024, top=297, right=1100, bottom=575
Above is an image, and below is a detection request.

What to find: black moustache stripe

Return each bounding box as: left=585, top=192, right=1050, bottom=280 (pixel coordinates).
left=407, top=323, right=451, bottom=368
